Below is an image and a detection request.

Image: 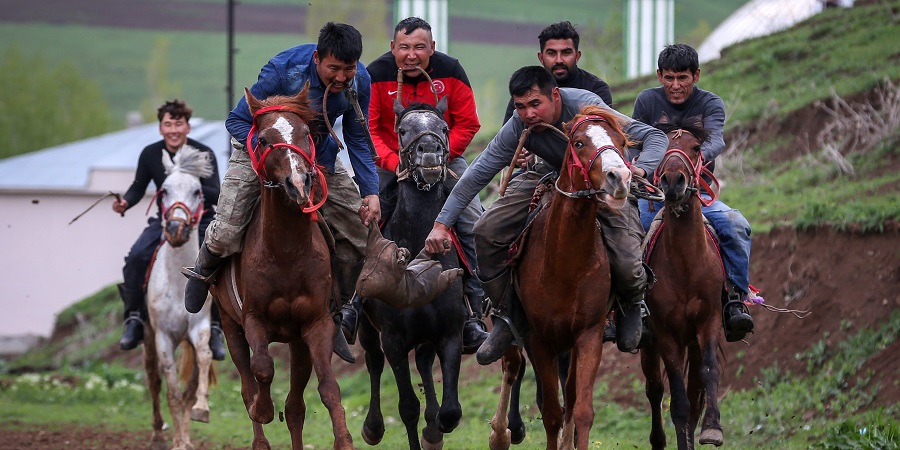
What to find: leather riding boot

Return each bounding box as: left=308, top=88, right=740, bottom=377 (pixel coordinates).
left=462, top=292, right=489, bottom=355
left=602, top=311, right=617, bottom=343
left=331, top=300, right=356, bottom=364
left=476, top=269, right=527, bottom=366
left=723, top=285, right=754, bottom=342
left=183, top=244, right=224, bottom=314
left=117, top=283, right=145, bottom=351
left=615, top=296, right=648, bottom=353
left=340, top=292, right=364, bottom=345
left=209, top=322, right=227, bottom=361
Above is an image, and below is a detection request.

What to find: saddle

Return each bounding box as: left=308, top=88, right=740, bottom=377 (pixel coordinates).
left=356, top=222, right=463, bottom=309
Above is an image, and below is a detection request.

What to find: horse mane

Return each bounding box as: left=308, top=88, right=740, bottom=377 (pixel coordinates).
left=396, top=102, right=443, bottom=123
left=255, top=91, right=318, bottom=125
left=170, top=145, right=214, bottom=179
left=654, top=120, right=711, bottom=144
left=567, top=105, right=635, bottom=148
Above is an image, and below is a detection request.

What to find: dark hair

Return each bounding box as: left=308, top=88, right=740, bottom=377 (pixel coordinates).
left=538, top=21, right=579, bottom=51
left=317, top=22, right=363, bottom=64
left=394, top=17, right=432, bottom=38
left=657, top=44, right=699, bottom=74
left=157, top=99, right=192, bottom=122
left=508, top=66, right=557, bottom=98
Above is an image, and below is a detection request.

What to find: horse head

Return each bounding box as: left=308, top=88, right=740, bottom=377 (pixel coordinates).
left=560, top=105, right=633, bottom=208
left=653, top=116, right=715, bottom=209
left=159, top=146, right=213, bottom=247
left=393, top=97, right=450, bottom=190
left=244, top=85, right=324, bottom=210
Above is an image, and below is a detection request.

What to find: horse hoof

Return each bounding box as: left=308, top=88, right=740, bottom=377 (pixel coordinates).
left=150, top=439, right=168, bottom=450
left=362, top=422, right=384, bottom=446
left=421, top=435, right=444, bottom=450
left=249, top=402, right=275, bottom=424
left=510, top=424, right=526, bottom=445
left=489, top=429, right=511, bottom=450
left=252, top=437, right=272, bottom=450
left=699, top=428, right=724, bottom=446
left=191, top=408, right=210, bottom=423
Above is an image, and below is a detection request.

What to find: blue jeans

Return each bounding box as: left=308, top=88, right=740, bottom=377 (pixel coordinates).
left=639, top=196, right=752, bottom=293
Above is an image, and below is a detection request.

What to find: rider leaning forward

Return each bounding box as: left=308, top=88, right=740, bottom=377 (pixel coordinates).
left=340, top=17, right=489, bottom=352
left=113, top=100, right=227, bottom=361
left=182, top=22, right=381, bottom=364
left=426, top=66, right=669, bottom=364
left=632, top=44, right=754, bottom=341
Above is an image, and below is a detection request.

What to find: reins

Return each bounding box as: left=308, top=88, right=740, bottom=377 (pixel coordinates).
left=246, top=105, right=328, bottom=214
left=654, top=128, right=721, bottom=209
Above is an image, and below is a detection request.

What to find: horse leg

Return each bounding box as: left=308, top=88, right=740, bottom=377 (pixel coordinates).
left=531, top=343, right=563, bottom=450
left=306, top=315, right=354, bottom=450
left=697, top=335, right=724, bottom=447
left=188, top=320, right=213, bottom=424
left=507, top=348, right=527, bottom=445
left=640, top=340, right=667, bottom=450
left=490, top=346, right=522, bottom=450
left=358, top=317, right=386, bottom=445
left=384, top=339, right=423, bottom=450
left=414, top=344, right=443, bottom=450
left=243, top=315, right=276, bottom=424
left=434, top=335, right=464, bottom=435
left=686, top=343, right=704, bottom=445
left=286, top=339, right=312, bottom=450
left=569, top=331, right=603, bottom=450
left=142, top=327, right=168, bottom=450
left=659, top=340, right=691, bottom=450
left=219, top=310, right=270, bottom=450
left=157, top=334, right=190, bottom=450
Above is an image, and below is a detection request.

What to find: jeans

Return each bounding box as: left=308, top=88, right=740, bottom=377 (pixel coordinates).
left=639, top=196, right=752, bottom=293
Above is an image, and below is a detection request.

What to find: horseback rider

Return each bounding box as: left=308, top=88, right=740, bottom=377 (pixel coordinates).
left=632, top=43, right=755, bottom=341
left=426, top=66, right=669, bottom=365
left=502, top=20, right=613, bottom=123
left=112, top=99, right=227, bottom=360
left=181, top=22, right=381, bottom=364
left=340, top=16, right=489, bottom=352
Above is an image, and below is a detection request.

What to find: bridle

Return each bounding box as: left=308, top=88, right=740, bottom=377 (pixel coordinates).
left=653, top=128, right=720, bottom=212
left=246, top=105, right=328, bottom=213
left=396, top=109, right=450, bottom=191
left=555, top=115, right=627, bottom=201
left=146, top=188, right=204, bottom=243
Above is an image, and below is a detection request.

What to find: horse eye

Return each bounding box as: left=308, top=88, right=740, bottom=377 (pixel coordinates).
left=442, top=127, right=449, bottom=135
left=398, top=128, right=406, bottom=136
left=194, top=189, right=202, bottom=197
left=693, top=145, right=702, bottom=153
left=258, top=137, right=269, bottom=147
left=160, top=189, right=167, bottom=197
left=574, top=141, right=583, bottom=149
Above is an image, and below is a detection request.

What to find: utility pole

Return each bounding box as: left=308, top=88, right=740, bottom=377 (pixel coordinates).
left=226, top=0, right=236, bottom=155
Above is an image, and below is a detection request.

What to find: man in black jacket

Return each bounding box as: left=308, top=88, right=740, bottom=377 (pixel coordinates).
left=112, top=99, right=227, bottom=359
left=503, top=20, right=613, bottom=124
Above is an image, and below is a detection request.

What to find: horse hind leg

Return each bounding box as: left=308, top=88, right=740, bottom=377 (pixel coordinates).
left=415, top=344, right=444, bottom=450
left=143, top=331, right=168, bottom=450
left=489, top=346, right=522, bottom=450
left=507, top=349, right=528, bottom=445
left=640, top=342, right=667, bottom=450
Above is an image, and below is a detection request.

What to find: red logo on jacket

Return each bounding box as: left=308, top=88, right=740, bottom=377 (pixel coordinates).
left=432, top=80, right=446, bottom=95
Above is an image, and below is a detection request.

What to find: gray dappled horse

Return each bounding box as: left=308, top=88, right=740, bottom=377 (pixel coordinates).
left=356, top=99, right=469, bottom=450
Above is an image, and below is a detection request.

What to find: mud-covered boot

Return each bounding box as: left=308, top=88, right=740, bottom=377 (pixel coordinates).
left=182, top=244, right=224, bottom=314
left=209, top=322, right=227, bottom=361
left=615, top=298, right=648, bottom=353
left=117, top=283, right=145, bottom=351
left=340, top=292, right=363, bottom=345
left=476, top=269, right=527, bottom=365
left=462, top=293, right=489, bottom=354
left=331, top=300, right=355, bottom=364
left=723, top=285, right=754, bottom=342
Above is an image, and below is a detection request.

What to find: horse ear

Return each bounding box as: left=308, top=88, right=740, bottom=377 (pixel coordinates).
left=657, top=112, right=670, bottom=125
left=435, top=96, right=448, bottom=114
left=161, top=149, right=175, bottom=174
left=244, top=87, right=262, bottom=115
left=686, top=115, right=704, bottom=129
left=393, top=98, right=404, bottom=116
left=296, top=81, right=310, bottom=104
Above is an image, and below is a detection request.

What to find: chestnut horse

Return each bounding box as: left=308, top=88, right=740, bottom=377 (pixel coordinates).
left=145, top=145, right=217, bottom=450
left=208, top=86, right=353, bottom=450
left=640, top=120, right=725, bottom=450
left=489, top=105, right=633, bottom=450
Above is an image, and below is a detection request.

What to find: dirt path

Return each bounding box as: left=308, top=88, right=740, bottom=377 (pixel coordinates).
left=0, top=0, right=540, bottom=46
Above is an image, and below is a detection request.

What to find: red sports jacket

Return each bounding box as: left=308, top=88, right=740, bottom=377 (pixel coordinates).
left=367, top=51, right=481, bottom=172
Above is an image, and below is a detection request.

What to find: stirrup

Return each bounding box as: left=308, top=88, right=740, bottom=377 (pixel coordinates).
left=182, top=266, right=213, bottom=283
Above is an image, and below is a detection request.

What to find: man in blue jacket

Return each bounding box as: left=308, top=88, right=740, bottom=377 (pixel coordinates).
left=182, top=22, right=381, bottom=363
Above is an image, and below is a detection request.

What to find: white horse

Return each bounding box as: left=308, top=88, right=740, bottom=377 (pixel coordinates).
left=144, top=146, right=216, bottom=450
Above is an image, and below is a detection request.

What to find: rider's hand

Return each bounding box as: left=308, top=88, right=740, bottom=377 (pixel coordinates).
left=517, top=149, right=534, bottom=168
left=358, top=194, right=381, bottom=227
left=112, top=198, right=129, bottom=214
left=425, top=222, right=453, bottom=255
left=629, top=165, right=646, bottom=178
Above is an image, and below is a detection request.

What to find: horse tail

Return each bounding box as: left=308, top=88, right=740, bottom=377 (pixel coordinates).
left=176, top=340, right=218, bottom=387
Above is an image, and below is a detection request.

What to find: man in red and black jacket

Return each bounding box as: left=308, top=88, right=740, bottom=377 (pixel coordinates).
left=341, top=17, right=488, bottom=352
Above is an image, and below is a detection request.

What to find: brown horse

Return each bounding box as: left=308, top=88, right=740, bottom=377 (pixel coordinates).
left=208, top=86, right=353, bottom=450
left=489, top=105, right=633, bottom=450
left=640, top=120, right=725, bottom=450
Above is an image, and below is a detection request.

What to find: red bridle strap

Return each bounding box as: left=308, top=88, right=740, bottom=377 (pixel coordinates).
left=565, top=115, right=625, bottom=193
left=654, top=145, right=720, bottom=207
left=246, top=106, right=328, bottom=214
